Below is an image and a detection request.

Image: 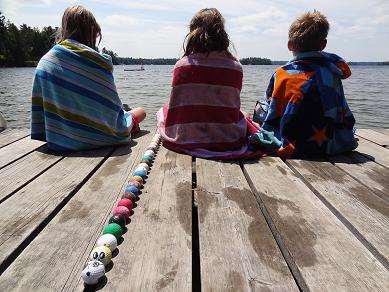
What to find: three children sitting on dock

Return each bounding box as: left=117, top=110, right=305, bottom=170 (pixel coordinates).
left=31, top=6, right=357, bottom=158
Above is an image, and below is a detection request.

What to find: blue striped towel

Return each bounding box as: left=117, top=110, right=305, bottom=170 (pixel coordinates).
left=31, top=39, right=133, bottom=151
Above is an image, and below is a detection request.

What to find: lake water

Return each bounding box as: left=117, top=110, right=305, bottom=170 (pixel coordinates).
left=0, top=65, right=388, bottom=130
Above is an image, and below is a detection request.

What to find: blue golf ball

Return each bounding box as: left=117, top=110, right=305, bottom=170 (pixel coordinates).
left=125, top=185, right=139, bottom=195
left=133, top=169, right=146, bottom=178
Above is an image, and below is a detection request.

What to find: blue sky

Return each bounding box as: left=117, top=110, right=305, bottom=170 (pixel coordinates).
left=1, top=0, right=388, bottom=61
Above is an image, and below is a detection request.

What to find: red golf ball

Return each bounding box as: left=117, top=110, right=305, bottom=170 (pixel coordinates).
left=112, top=206, right=130, bottom=218
left=117, top=198, right=133, bottom=210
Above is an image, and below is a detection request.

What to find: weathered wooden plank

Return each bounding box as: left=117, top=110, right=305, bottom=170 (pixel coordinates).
left=85, top=146, right=193, bottom=291
left=0, top=147, right=112, bottom=272
left=243, top=157, right=389, bottom=291
left=355, top=137, right=389, bottom=168
left=328, top=152, right=389, bottom=202
left=196, top=159, right=298, bottom=291
left=0, top=128, right=30, bottom=148
left=0, top=136, right=45, bottom=169
left=373, top=128, right=389, bottom=136
left=287, top=159, right=389, bottom=267
left=0, top=146, right=65, bottom=203
left=356, top=129, right=389, bottom=146
left=0, top=133, right=161, bottom=292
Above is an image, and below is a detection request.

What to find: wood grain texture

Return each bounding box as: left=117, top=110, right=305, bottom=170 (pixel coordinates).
left=287, top=158, right=389, bottom=267
left=0, top=146, right=64, bottom=203
left=90, top=146, right=193, bottom=292
left=243, top=157, right=389, bottom=291
left=0, top=137, right=45, bottom=169
left=327, top=152, right=389, bottom=202
left=355, top=137, right=389, bottom=168
left=0, top=128, right=30, bottom=148
left=373, top=129, right=389, bottom=136
left=356, top=129, right=389, bottom=146
left=0, top=134, right=151, bottom=291
left=0, top=147, right=111, bottom=270
left=196, top=158, right=298, bottom=291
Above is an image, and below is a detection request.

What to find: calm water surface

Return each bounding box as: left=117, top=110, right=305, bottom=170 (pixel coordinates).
left=0, top=65, right=388, bottom=129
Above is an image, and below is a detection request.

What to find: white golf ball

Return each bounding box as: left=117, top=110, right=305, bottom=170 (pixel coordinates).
left=147, top=145, right=157, bottom=152
left=96, top=234, right=117, bottom=252
left=144, top=150, right=155, bottom=157
left=81, top=260, right=105, bottom=285
left=139, top=163, right=149, bottom=171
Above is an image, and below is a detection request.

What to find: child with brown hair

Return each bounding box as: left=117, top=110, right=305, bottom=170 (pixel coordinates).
left=157, top=8, right=262, bottom=159
left=31, top=5, right=145, bottom=151
left=251, top=10, right=357, bottom=158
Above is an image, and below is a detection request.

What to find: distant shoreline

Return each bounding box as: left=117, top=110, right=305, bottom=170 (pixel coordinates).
left=1, top=61, right=389, bottom=68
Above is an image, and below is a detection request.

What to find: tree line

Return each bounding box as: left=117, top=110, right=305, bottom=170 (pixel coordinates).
left=0, top=11, right=57, bottom=67
left=1, top=11, right=277, bottom=67
left=0, top=12, right=120, bottom=67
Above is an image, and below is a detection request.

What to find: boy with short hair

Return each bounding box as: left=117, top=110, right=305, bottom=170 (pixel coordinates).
left=251, top=10, right=357, bottom=158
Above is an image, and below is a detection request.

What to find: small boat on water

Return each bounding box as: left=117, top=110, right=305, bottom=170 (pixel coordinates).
left=124, top=64, right=145, bottom=71
left=0, top=112, right=7, bottom=131
left=124, top=68, right=145, bottom=71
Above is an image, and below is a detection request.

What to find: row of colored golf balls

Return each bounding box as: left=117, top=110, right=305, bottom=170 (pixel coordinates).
left=81, top=134, right=161, bottom=285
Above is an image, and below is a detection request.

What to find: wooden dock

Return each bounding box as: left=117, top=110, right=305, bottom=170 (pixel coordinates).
left=0, top=128, right=388, bottom=291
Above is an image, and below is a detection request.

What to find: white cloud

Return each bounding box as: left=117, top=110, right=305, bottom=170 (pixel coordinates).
left=101, top=15, right=140, bottom=28
left=0, top=0, right=388, bottom=61
left=100, top=24, right=187, bottom=58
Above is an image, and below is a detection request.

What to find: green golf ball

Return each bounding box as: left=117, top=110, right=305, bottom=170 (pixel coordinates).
left=103, top=223, right=122, bottom=240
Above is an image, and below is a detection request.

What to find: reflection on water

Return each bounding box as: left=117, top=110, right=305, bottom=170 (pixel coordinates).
left=0, top=65, right=388, bottom=129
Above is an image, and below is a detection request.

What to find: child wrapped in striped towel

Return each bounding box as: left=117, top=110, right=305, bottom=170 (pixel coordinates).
left=157, top=8, right=263, bottom=160
left=252, top=11, right=357, bottom=158
left=31, top=6, right=145, bottom=151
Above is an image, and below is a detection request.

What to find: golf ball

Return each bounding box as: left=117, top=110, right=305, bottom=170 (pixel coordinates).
left=144, top=150, right=155, bottom=157
left=90, top=246, right=112, bottom=266
left=138, top=163, right=150, bottom=171
left=81, top=260, right=105, bottom=285
left=133, top=169, right=146, bottom=178
left=131, top=175, right=143, bottom=184
left=117, top=198, right=133, bottom=210
left=96, top=234, right=117, bottom=252
left=125, top=185, right=139, bottom=195
left=112, top=206, right=130, bottom=218
left=108, top=214, right=126, bottom=230
left=122, top=191, right=137, bottom=202
left=103, top=223, right=123, bottom=240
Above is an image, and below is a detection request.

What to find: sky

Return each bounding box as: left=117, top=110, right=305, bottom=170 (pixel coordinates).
left=1, top=0, right=388, bottom=61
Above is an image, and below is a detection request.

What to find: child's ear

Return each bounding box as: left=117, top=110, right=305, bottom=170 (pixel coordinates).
left=319, top=39, right=327, bottom=51
left=287, top=40, right=294, bottom=52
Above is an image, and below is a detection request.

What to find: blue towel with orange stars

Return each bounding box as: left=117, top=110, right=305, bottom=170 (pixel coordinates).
left=252, top=51, right=357, bottom=158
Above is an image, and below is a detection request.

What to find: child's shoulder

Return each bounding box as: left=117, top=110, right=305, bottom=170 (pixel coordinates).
left=273, top=51, right=350, bottom=79
left=175, top=52, right=242, bottom=72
